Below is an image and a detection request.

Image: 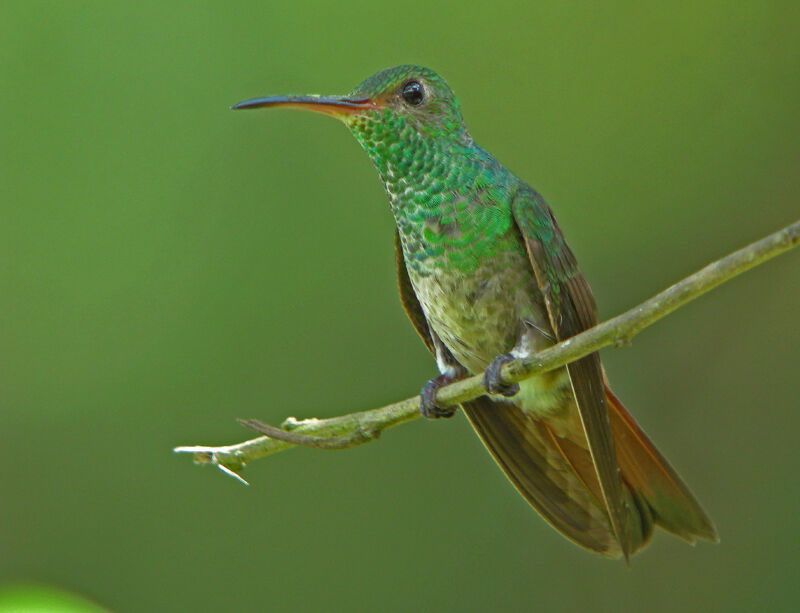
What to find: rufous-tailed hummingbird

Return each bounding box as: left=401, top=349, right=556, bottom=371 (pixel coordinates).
left=233, top=65, right=718, bottom=559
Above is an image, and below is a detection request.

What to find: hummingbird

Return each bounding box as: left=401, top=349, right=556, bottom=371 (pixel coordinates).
left=233, top=65, right=718, bottom=559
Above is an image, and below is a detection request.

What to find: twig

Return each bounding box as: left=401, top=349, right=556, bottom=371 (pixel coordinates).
left=174, top=219, right=800, bottom=482
left=237, top=419, right=381, bottom=449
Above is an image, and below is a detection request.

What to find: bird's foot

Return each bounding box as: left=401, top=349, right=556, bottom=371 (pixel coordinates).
left=420, top=371, right=464, bottom=419
left=483, top=353, right=519, bottom=398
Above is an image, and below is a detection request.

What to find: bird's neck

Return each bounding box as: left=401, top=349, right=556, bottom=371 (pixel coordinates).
left=348, top=112, right=518, bottom=275
left=349, top=111, right=471, bottom=212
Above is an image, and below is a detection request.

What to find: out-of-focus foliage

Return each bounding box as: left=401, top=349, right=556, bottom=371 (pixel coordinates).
left=1, top=2, right=798, bottom=612
left=0, top=584, right=106, bottom=612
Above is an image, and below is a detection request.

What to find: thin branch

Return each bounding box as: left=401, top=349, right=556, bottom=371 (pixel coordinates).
left=174, top=219, right=800, bottom=482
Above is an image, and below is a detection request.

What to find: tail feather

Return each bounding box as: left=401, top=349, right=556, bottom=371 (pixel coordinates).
left=605, top=386, right=718, bottom=544
left=462, top=397, right=634, bottom=557
left=462, top=388, right=717, bottom=558
left=539, top=422, right=655, bottom=551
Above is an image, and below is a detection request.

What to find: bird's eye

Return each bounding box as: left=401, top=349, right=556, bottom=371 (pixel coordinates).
left=401, top=80, right=425, bottom=106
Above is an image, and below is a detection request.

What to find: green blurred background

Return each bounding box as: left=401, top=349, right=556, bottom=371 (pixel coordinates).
left=2, top=2, right=798, bottom=612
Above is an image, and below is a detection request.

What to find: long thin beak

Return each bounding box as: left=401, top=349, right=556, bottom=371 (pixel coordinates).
left=231, top=95, right=377, bottom=117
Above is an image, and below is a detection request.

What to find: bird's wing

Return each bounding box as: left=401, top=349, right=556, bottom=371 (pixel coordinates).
left=510, top=186, right=633, bottom=559
left=394, top=231, right=435, bottom=353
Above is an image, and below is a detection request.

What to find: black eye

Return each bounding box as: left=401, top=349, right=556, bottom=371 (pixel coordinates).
left=401, top=80, right=424, bottom=106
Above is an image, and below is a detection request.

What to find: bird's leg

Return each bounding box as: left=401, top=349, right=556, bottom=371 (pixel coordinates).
left=483, top=353, right=519, bottom=398
left=483, top=324, right=543, bottom=398
left=420, top=373, right=463, bottom=418
left=420, top=336, right=467, bottom=419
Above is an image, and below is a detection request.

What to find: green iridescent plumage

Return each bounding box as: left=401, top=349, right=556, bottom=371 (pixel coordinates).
left=347, top=67, right=521, bottom=277
left=234, top=65, right=718, bottom=559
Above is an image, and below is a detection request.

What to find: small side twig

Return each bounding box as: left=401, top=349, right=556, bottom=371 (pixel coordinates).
left=237, top=419, right=380, bottom=449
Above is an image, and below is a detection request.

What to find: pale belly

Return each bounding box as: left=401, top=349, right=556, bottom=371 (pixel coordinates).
left=409, top=249, right=573, bottom=416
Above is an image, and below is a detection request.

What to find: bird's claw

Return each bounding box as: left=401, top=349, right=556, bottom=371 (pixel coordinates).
left=420, top=375, right=458, bottom=419
left=483, top=353, right=519, bottom=398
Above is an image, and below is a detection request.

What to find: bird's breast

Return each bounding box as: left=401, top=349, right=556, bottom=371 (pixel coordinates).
left=408, top=245, right=540, bottom=372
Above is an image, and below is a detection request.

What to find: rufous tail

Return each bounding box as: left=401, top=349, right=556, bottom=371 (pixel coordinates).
left=462, top=387, right=717, bottom=558
left=605, top=385, right=718, bottom=545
